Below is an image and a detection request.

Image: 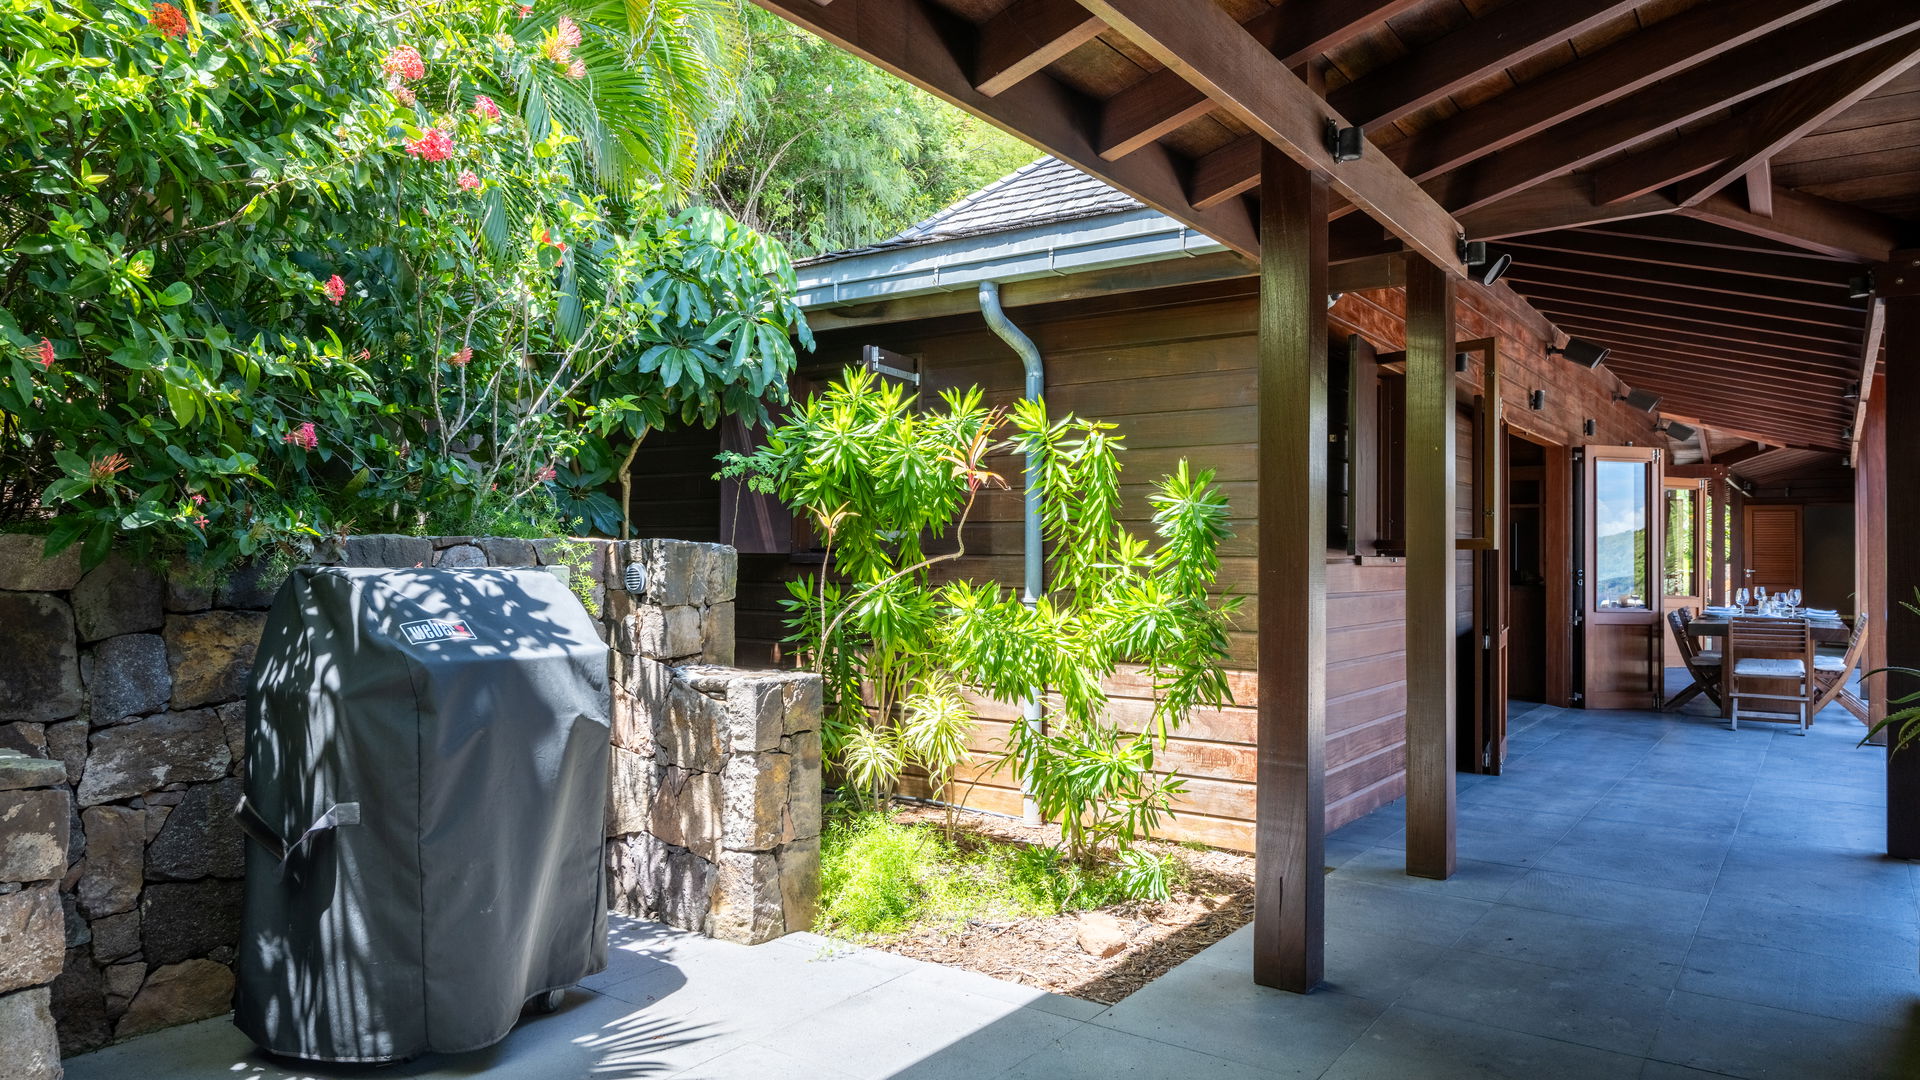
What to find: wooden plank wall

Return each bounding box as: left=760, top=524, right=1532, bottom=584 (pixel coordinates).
left=675, top=274, right=1665, bottom=853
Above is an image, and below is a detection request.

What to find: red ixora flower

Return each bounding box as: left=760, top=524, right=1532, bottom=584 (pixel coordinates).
left=323, top=274, right=346, bottom=305
left=472, top=94, right=501, bottom=120
left=382, top=45, right=426, bottom=82
left=516, top=5, right=532, bottom=19
left=565, top=57, right=585, bottom=80
left=35, top=338, right=54, bottom=368
left=450, top=347, right=473, bottom=366
left=192, top=515, right=210, bottom=528
left=89, top=453, right=131, bottom=482
left=282, top=421, right=319, bottom=451
left=457, top=169, right=481, bottom=191
left=149, top=3, right=188, bottom=39
left=189, top=493, right=206, bottom=505
left=538, top=228, right=567, bottom=254
left=536, top=465, right=557, bottom=482
left=392, top=84, right=417, bottom=107
left=405, top=129, right=455, bottom=162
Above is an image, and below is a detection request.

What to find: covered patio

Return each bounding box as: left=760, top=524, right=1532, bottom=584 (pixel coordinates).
left=67, top=695, right=1920, bottom=1079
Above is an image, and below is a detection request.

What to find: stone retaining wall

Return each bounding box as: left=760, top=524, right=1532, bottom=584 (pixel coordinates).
left=0, top=533, right=820, bottom=1059
left=0, top=749, right=71, bottom=1079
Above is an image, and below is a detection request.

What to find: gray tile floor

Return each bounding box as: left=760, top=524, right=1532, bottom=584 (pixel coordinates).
left=67, top=686, right=1920, bottom=1079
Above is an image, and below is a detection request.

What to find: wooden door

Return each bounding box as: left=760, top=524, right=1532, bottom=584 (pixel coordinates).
left=1582, top=446, right=1665, bottom=710
left=1660, top=478, right=1710, bottom=668
left=1743, top=504, right=1803, bottom=595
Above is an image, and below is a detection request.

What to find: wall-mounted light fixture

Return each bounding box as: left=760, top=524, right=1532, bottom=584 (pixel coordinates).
left=1614, top=388, right=1661, bottom=413
left=1327, top=292, right=1343, bottom=309
left=1528, top=389, right=1546, bottom=411
left=623, top=542, right=648, bottom=596
left=1658, top=419, right=1698, bottom=443
left=1455, top=352, right=1470, bottom=373
left=1843, top=381, right=1861, bottom=401
left=1324, top=119, right=1363, bottom=163
left=1548, top=338, right=1609, bottom=368
left=1458, top=239, right=1513, bottom=286
left=1583, top=419, right=1596, bottom=437
left=1848, top=273, right=1874, bottom=300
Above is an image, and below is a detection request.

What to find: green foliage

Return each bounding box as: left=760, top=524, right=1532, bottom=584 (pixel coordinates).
left=724, top=369, right=1241, bottom=865
left=704, top=5, right=1035, bottom=255
left=0, top=0, right=807, bottom=569
left=1862, top=589, right=1920, bottom=754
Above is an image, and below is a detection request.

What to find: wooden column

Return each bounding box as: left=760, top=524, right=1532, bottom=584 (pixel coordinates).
left=1253, top=141, right=1328, bottom=992
left=1707, top=475, right=1726, bottom=607
left=1884, top=298, right=1920, bottom=857
left=1858, top=381, right=1888, bottom=746
left=1404, top=256, right=1457, bottom=881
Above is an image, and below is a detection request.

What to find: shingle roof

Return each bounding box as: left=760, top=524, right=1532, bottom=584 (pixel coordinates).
left=799, top=157, right=1143, bottom=264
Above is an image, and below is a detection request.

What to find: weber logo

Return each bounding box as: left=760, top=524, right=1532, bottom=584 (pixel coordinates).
left=399, top=618, right=476, bottom=644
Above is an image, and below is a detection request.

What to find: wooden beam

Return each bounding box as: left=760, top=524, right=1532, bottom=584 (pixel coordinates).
left=1506, top=250, right=1861, bottom=312
left=1510, top=269, right=1866, bottom=333
left=1857, top=383, right=1888, bottom=743
left=1073, top=0, right=1468, bottom=275
left=1534, top=306, right=1860, bottom=367
left=1384, top=0, right=1832, bottom=181
left=1424, top=3, right=1920, bottom=215
left=1592, top=33, right=1920, bottom=206
left=1682, top=187, right=1904, bottom=262
left=1584, top=214, right=1860, bottom=263
left=1096, top=0, right=1424, bottom=161
left=1454, top=175, right=1676, bottom=240
left=1329, top=251, right=1407, bottom=295
left=1403, top=254, right=1456, bottom=881
left=751, top=0, right=1259, bottom=257
left=1884, top=292, right=1920, bottom=857
left=1253, top=141, right=1327, bottom=994
left=1851, top=296, right=1887, bottom=452
left=974, top=0, right=1107, bottom=97
left=1745, top=162, right=1775, bottom=218
left=1502, top=230, right=1856, bottom=287
left=1328, top=0, right=1641, bottom=133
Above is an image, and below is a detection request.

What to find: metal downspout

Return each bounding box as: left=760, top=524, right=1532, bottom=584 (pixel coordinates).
left=978, top=280, right=1046, bottom=826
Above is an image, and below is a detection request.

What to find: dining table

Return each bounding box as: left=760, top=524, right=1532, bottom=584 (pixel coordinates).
left=1683, top=613, right=1852, bottom=719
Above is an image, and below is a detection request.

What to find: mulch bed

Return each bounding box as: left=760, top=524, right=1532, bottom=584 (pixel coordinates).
left=864, top=807, right=1254, bottom=1004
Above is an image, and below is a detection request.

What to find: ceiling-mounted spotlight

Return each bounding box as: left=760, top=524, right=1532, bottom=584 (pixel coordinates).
left=1548, top=338, right=1609, bottom=369
left=1848, top=273, right=1874, bottom=300
left=1528, top=389, right=1546, bottom=411
left=1327, top=292, right=1343, bottom=309
left=1658, top=419, right=1698, bottom=443
left=1843, top=381, right=1861, bottom=401
left=1458, top=239, right=1513, bottom=286
left=1614, top=389, right=1661, bottom=413
left=1324, top=119, right=1363, bottom=163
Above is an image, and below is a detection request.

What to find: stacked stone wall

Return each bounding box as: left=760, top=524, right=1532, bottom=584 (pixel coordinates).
left=0, top=750, right=71, bottom=1079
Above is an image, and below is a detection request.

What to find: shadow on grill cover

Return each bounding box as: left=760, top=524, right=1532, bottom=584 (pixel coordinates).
left=233, top=566, right=610, bottom=1063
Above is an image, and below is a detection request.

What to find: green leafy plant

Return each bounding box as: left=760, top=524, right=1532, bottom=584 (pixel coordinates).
left=1861, top=589, right=1920, bottom=753
left=723, top=369, right=1240, bottom=867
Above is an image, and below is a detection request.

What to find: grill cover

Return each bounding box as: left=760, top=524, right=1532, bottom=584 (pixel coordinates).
left=234, top=566, right=609, bottom=1063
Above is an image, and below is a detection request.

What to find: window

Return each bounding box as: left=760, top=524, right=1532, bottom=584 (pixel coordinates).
left=1594, top=459, right=1650, bottom=610
left=1664, top=486, right=1698, bottom=597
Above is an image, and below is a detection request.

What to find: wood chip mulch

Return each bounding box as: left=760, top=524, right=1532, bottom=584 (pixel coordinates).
left=863, top=808, right=1254, bottom=1005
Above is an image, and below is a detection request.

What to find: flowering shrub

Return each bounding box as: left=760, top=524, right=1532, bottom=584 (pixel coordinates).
left=0, top=0, right=805, bottom=567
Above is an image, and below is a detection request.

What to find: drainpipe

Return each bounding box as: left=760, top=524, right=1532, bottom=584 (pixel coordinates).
left=978, top=281, right=1046, bottom=827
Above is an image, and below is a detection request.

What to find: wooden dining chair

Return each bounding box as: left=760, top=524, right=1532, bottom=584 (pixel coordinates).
left=1663, top=608, right=1722, bottom=712
left=1811, top=612, right=1870, bottom=725
left=1726, top=617, right=1816, bottom=734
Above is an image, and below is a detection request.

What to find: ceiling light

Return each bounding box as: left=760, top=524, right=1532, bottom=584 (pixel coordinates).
left=1848, top=274, right=1873, bottom=300
left=1659, top=419, right=1697, bottom=443
left=1614, top=389, right=1661, bottom=413
left=1548, top=338, right=1609, bottom=368
left=1324, top=120, right=1363, bottom=163
left=1458, top=239, right=1513, bottom=286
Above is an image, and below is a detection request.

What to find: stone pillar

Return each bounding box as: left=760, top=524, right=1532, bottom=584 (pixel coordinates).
left=0, top=749, right=75, bottom=1079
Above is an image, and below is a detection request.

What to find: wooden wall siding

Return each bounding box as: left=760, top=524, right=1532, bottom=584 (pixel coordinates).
left=627, top=424, right=723, bottom=544
left=704, top=272, right=1672, bottom=852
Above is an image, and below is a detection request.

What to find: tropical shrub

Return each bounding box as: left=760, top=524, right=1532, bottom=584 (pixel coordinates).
left=720, top=370, right=1240, bottom=869
left=0, top=0, right=807, bottom=568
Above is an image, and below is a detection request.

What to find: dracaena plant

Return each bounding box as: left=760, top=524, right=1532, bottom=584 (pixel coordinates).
left=719, top=368, right=1241, bottom=867
left=1861, top=589, right=1920, bottom=754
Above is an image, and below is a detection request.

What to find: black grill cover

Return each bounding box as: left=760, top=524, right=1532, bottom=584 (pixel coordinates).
left=234, top=566, right=609, bottom=1063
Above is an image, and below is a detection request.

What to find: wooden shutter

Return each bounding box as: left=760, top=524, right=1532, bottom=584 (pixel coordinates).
left=1742, top=504, right=1802, bottom=592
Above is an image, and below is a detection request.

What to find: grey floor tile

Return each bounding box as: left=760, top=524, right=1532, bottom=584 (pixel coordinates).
left=1737, top=794, right=1886, bottom=850
left=1677, top=935, right=1920, bottom=1031
left=1091, top=960, right=1384, bottom=1076
left=1323, top=877, right=1494, bottom=947
left=669, top=1042, right=855, bottom=1079
left=1397, top=949, right=1671, bottom=1056
left=1713, top=836, right=1918, bottom=920
left=1453, top=903, right=1694, bottom=989
left=1322, top=837, right=1372, bottom=869
left=1320, top=1004, right=1645, bottom=1080
left=770, top=979, right=1079, bottom=1080
left=1697, top=891, right=1920, bottom=969
left=1639, top=1062, right=1743, bottom=1079
left=1497, top=869, right=1710, bottom=936
left=1649, top=990, right=1920, bottom=1080
left=1328, top=845, right=1531, bottom=901
left=1319, top=925, right=1450, bottom=1002
left=1002, top=1026, right=1285, bottom=1080
left=1760, top=775, right=1887, bottom=808
left=1372, top=805, right=1583, bottom=868
left=1535, top=817, right=1733, bottom=894
left=1586, top=779, right=1751, bottom=833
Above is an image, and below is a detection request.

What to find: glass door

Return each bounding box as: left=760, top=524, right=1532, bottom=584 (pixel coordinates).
left=1582, top=446, right=1665, bottom=710
left=1661, top=478, right=1709, bottom=668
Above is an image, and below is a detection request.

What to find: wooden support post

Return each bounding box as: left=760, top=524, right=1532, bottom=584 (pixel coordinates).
left=1859, top=384, right=1888, bottom=746
left=1253, top=141, right=1328, bottom=992
left=1884, top=298, right=1920, bottom=857
left=1404, top=255, right=1457, bottom=881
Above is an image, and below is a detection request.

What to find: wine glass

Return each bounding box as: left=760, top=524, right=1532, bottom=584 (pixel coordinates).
left=1788, top=588, right=1802, bottom=612
left=1736, top=587, right=1750, bottom=612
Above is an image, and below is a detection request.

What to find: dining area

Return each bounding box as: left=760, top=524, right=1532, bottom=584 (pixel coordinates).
left=1665, top=591, right=1871, bottom=735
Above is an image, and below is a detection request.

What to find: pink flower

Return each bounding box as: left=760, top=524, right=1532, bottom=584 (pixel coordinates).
left=536, top=465, right=557, bottom=482
left=323, top=274, right=346, bottom=305
left=457, top=169, right=481, bottom=191
left=35, top=338, right=53, bottom=368
left=189, top=493, right=206, bottom=505
left=192, top=515, right=210, bottom=529
left=516, top=5, right=531, bottom=18
left=149, top=3, right=188, bottom=39
left=405, top=129, right=454, bottom=162
left=89, top=453, right=131, bottom=481
left=472, top=94, right=501, bottom=120
left=281, top=421, right=319, bottom=451
left=450, top=347, right=473, bottom=366
left=392, top=84, right=417, bottom=107
left=565, top=57, right=585, bottom=80
left=382, top=45, right=426, bottom=82
left=556, top=15, right=581, bottom=48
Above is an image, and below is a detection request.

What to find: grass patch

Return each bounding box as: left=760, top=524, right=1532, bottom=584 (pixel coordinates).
left=817, top=804, right=1190, bottom=939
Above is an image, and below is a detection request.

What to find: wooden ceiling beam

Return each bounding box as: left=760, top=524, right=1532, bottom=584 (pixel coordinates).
left=1534, top=305, right=1860, bottom=365
left=1535, top=321, right=1857, bottom=384
left=1072, top=0, right=1467, bottom=274
left=1508, top=266, right=1864, bottom=330
left=1516, top=283, right=1864, bottom=350
left=1384, top=0, right=1830, bottom=182
left=1715, top=443, right=1776, bottom=466
left=1577, top=343, right=1857, bottom=396
left=1506, top=250, right=1861, bottom=312
left=750, top=0, right=1259, bottom=257
left=1592, top=32, right=1920, bottom=206
left=1599, top=369, right=1848, bottom=425
left=1850, top=295, right=1887, bottom=453
left=1504, top=231, right=1857, bottom=287
left=973, top=0, right=1108, bottom=97
left=1582, top=215, right=1859, bottom=262
left=1095, top=0, right=1424, bottom=161
left=1681, top=186, right=1906, bottom=262
left=1454, top=175, right=1676, bottom=239
left=1327, top=0, right=1641, bottom=134
left=1745, top=162, right=1775, bottom=218
left=1423, top=2, right=1920, bottom=216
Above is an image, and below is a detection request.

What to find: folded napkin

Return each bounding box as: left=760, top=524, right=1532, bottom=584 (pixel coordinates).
left=1704, top=606, right=1739, bottom=616
left=1804, top=608, right=1839, bottom=618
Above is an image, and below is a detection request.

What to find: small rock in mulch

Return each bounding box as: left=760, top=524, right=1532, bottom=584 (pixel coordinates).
left=1075, top=912, right=1130, bottom=958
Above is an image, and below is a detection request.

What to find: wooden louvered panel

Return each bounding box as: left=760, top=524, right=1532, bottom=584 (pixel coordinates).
left=1743, top=504, right=1803, bottom=593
